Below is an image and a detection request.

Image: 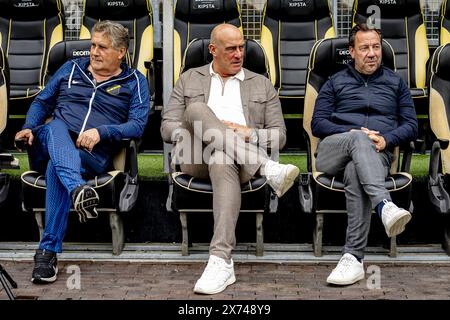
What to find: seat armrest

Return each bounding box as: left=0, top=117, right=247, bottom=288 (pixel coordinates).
left=400, top=141, right=415, bottom=173
left=14, top=138, right=28, bottom=152
left=144, top=60, right=156, bottom=113
left=429, top=139, right=449, bottom=180
left=123, top=139, right=138, bottom=180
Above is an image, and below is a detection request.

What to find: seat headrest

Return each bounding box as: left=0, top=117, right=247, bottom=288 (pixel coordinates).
left=0, top=0, right=62, bottom=21
left=47, top=40, right=91, bottom=78
left=181, top=38, right=268, bottom=77
left=432, top=44, right=450, bottom=81
left=355, top=0, right=421, bottom=19
left=175, top=0, right=240, bottom=24
left=309, top=37, right=395, bottom=82
left=265, top=0, right=331, bottom=22
left=84, top=0, right=151, bottom=20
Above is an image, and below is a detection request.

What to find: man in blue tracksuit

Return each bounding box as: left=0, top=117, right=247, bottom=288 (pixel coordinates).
left=312, top=24, right=418, bottom=286
left=15, top=21, right=150, bottom=284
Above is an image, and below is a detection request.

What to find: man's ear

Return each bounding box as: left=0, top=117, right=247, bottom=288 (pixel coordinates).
left=349, top=46, right=355, bottom=60
left=208, top=43, right=216, bottom=56
left=118, top=48, right=127, bottom=60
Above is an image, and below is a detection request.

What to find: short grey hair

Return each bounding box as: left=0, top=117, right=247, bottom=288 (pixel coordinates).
left=92, top=20, right=129, bottom=50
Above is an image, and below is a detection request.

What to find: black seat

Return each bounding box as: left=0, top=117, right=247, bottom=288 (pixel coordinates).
left=440, top=0, right=450, bottom=45
left=300, top=37, right=414, bottom=257
left=166, top=38, right=276, bottom=256
left=353, top=0, right=429, bottom=99
left=427, top=43, right=450, bottom=255
left=0, top=0, right=65, bottom=115
left=0, top=46, right=19, bottom=206
left=173, top=0, right=242, bottom=83
left=79, top=0, right=154, bottom=95
left=20, top=40, right=139, bottom=255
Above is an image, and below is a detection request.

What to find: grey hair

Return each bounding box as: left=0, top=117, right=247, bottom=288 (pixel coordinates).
left=91, top=20, right=129, bottom=50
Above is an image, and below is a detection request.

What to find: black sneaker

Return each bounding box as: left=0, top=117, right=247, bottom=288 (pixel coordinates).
left=72, top=185, right=100, bottom=223
left=31, top=249, right=58, bottom=284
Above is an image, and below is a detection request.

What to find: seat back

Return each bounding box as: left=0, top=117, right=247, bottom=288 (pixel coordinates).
left=260, top=0, right=335, bottom=98
left=440, top=0, right=450, bottom=46
left=174, top=0, right=243, bottom=83
left=353, top=0, right=429, bottom=96
left=0, top=0, right=64, bottom=112
left=303, top=37, right=396, bottom=173
left=429, top=44, right=450, bottom=174
left=181, top=38, right=268, bottom=77
left=79, top=0, right=153, bottom=78
left=0, top=47, right=8, bottom=138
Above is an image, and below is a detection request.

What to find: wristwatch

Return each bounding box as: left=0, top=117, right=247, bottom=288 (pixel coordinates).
left=249, top=129, right=259, bottom=144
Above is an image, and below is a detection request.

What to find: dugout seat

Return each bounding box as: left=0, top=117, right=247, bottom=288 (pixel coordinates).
left=20, top=40, right=139, bottom=255
left=353, top=0, right=429, bottom=99
left=300, top=37, right=414, bottom=257
left=173, top=0, right=243, bottom=83
left=0, top=46, right=19, bottom=207
left=0, top=0, right=65, bottom=116
left=166, top=38, right=277, bottom=256
left=260, top=0, right=335, bottom=116
left=427, top=43, right=450, bottom=255
left=440, top=0, right=450, bottom=46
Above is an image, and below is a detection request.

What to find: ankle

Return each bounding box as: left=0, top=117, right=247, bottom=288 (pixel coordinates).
left=375, top=199, right=390, bottom=218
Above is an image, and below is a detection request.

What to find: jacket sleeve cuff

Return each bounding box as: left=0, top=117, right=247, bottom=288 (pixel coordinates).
left=22, top=123, right=34, bottom=130
left=97, top=126, right=110, bottom=141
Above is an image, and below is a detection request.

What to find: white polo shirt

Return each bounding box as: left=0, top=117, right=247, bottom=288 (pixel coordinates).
left=207, top=63, right=247, bottom=126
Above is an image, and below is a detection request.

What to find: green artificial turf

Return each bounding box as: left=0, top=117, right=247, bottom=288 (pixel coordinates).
left=2, top=152, right=431, bottom=181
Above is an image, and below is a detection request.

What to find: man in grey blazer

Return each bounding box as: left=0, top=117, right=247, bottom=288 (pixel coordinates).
left=161, top=24, right=299, bottom=295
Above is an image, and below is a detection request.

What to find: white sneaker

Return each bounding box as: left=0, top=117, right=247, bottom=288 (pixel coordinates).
left=380, top=200, right=412, bottom=237
left=326, top=253, right=365, bottom=285
left=264, top=160, right=300, bottom=197
left=193, top=255, right=236, bottom=295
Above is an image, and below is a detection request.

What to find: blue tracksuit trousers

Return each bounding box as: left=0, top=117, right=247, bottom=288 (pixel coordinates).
left=30, top=119, right=110, bottom=253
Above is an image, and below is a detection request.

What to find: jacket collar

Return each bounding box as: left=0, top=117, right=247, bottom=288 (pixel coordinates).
left=346, top=61, right=384, bottom=83
left=192, top=64, right=259, bottom=125
left=74, top=57, right=133, bottom=79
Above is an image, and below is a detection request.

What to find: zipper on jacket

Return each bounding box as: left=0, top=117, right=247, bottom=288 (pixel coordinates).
left=80, top=81, right=97, bottom=134
left=364, top=80, right=370, bottom=128
left=72, top=61, right=137, bottom=135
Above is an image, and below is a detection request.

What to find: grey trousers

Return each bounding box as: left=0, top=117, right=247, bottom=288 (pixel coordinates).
left=315, top=131, right=393, bottom=259
left=173, top=102, right=269, bottom=260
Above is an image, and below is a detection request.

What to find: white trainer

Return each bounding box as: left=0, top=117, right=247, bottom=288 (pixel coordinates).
left=193, top=255, right=236, bottom=295
left=264, top=160, right=300, bottom=198
left=380, top=200, right=412, bottom=238
left=326, top=253, right=365, bottom=285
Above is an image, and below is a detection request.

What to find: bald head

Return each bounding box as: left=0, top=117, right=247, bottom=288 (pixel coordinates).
left=209, top=24, right=244, bottom=77
left=210, top=24, right=242, bottom=46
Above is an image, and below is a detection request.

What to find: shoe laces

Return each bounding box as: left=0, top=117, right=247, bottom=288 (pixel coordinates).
left=382, top=201, right=399, bottom=217
left=201, top=257, right=231, bottom=280
left=334, top=255, right=356, bottom=274
left=34, top=250, right=56, bottom=268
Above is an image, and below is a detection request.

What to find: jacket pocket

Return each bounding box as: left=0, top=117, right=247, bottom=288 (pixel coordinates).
left=248, top=92, right=267, bottom=125
left=184, top=89, right=205, bottom=107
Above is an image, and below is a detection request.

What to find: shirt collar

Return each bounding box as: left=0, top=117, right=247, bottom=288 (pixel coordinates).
left=209, top=62, right=245, bottom=81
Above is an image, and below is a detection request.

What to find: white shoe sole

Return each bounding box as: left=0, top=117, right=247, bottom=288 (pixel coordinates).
left=326, top=270, right=365, bottom=286
left=274, top=166, right=300, bottom=198
left=385, top=211, right=412, bottom=238
left=193, top=274, right=236, bottom=295
left=31, top=267, right=58, bottom=284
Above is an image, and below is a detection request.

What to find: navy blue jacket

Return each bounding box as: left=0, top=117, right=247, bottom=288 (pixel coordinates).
left=24, top=57, right=150, bottom=144
left=311, top=64, right=418, bottom=149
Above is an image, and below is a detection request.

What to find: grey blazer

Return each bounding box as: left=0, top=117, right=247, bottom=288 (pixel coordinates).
left=161, top=64, right=286, bottom=150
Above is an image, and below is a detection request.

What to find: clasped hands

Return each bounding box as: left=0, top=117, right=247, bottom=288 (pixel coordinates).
left=351, top=127, right=386, bottom=152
